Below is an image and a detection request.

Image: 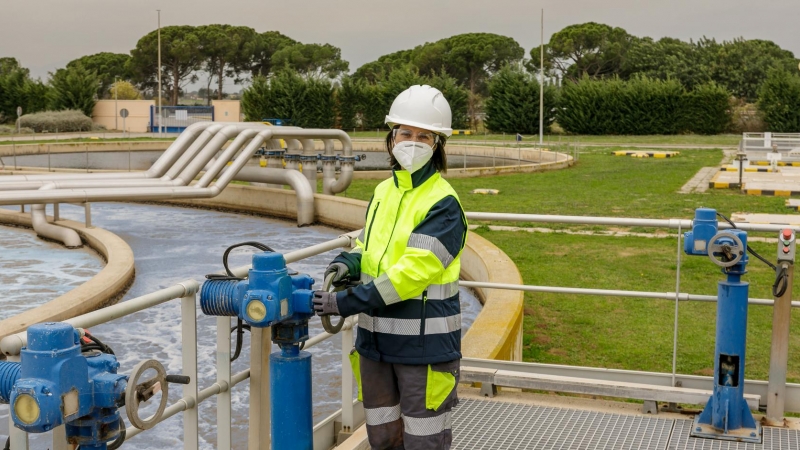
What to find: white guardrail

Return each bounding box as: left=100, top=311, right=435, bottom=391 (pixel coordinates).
left=2, top=212, right=799, bottom=449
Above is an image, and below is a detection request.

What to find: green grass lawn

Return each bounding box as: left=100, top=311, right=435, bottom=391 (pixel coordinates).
left=342, top=145, right=800, bottom=381
left=347, top=131, right=741, bottom=147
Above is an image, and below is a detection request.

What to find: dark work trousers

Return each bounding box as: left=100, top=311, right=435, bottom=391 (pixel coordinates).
left=360, top=355, right=460, bottom=450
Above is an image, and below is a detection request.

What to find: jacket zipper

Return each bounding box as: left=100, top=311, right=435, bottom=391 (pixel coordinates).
left=420, top=290, right=427, bottom=352
left=364, top=201, right=380, bottom=252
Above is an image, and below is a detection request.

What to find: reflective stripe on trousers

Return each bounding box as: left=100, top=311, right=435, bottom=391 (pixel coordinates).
left=360, top=356, right=458, bottom=450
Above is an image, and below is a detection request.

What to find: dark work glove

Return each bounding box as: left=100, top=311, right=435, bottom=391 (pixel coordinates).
left=328, top=251, right=361, bottom=286
left=324, top=262, right=350, bottom=286
left=313, top=291, right=340, bottom=316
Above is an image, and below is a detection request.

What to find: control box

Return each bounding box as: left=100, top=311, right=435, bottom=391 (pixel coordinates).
left=778, top=228, right=796, bottom=262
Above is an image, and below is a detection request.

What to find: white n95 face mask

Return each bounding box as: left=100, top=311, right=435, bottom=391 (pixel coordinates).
left=391, top=141, right=434, bottom=173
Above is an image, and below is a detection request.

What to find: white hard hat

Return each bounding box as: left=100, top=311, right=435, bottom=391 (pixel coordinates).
left=385, top=85, right=453, bottom=137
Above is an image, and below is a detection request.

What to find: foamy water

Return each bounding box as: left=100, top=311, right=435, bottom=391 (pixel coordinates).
left=0, top=224, right=103, bottom=321
left=0, top=203, right=481, bottom=449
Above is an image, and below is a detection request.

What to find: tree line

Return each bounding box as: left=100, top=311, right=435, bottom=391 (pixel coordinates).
left=1, top=22, right=798, bottom=133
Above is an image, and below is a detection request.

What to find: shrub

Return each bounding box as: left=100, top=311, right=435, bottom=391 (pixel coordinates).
left=484, top=65, right=558, bottom=134
left=48, top=64, right=99, bottom=117
left=758, top=69, right=800, bottom=132
left=681, top=82, right=732, bottom=134
left=0, top=125, right=33, bottom=134
left=240, top=69, right=336, bottom=128
left=19, top=110, right=93, bottom=132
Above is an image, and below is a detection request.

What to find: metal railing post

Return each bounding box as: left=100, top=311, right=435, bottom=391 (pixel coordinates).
left=248, top=327, right=271, bottom=450
left=84, top=202, right=92, bottom=228
left=767, top=261, right=794, bottom=424
left=181, top=294, right=199, bottom=450
left=671, top=224, right=682, bottom=388
left=51, top=426, right=68, bottom=450
left=216, top=316, right=232, bottom=450
left=340, top=317, right=356, bottom=437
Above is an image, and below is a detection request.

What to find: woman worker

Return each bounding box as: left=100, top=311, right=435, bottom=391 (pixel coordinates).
left=313, top=85, right=468, bottom=450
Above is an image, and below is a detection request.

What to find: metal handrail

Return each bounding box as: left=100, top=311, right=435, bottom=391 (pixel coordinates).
left=3, top=211, right=797, bottom=449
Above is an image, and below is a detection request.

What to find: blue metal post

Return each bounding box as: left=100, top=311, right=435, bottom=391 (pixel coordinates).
left=270, top=344, right=313, bottom=450
left=687, top=224, right=761, bottom=442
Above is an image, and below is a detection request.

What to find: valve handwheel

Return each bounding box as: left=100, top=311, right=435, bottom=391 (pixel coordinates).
left=320, top=272, right=346, bottom=334
left=125, top=360, right=169, bottom=430
left=707, top=231, right=745, bottom=268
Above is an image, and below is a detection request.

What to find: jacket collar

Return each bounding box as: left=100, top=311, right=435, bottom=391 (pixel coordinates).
left=392, top=160, right=437, bottom=191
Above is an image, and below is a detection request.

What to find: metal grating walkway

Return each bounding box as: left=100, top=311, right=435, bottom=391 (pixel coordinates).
left=451, top=398, right=800, bottom=450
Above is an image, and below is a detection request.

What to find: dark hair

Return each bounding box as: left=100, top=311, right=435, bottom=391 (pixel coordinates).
left=384, top=125, right=448, bottom=173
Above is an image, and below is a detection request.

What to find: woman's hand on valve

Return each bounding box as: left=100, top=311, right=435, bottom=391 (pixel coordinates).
left=324, top=262, right=350, bottom=286
left=313, top=291, right=340, bottom=316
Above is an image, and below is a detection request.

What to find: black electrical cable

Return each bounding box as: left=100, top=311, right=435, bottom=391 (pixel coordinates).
left=80, top=331, right=115, bottom=355
left=107, top=417, right=126, bottom=450
left=716, top=212, right=777, bottom=270
left=773, top=263, right=790, bottom=298
left=206, top=241, right=275, bottom=362
left=717, top=212, right=790, bottom=298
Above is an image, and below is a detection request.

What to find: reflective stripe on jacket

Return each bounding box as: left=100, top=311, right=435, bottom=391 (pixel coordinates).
left=335, top=161, right=467, bottom=364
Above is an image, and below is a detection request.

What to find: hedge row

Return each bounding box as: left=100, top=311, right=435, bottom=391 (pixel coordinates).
left=558, top=77, right=731, bottom=135
left=242, top=70, right=739, bottom=135
left=241, top=67, right=470, bottom=130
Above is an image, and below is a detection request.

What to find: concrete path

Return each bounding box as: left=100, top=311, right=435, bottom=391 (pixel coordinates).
left=679, top=149, right=737, bottom=193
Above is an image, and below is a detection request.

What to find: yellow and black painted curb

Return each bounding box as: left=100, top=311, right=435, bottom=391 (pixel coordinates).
left=719, top=166, right=774, bottom=173
left=785, top=200, right=800, bottom=210
left=750, top=161, right=800, bottom=167
left=745, top=188, right=799, bottom=197
left=612, top=151, right=679, bottom=158
left=709, top=181, right=742, bottom=189
left=452, top=130, right=472, bottom=135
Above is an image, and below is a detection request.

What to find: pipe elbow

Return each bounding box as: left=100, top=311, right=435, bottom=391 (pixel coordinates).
left=327, top=164, right=354, bottom=195
left=31, top=203, right=82, bottom=248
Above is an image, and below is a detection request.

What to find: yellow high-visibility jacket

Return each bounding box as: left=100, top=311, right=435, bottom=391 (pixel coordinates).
left=334, top=161, right=467, bottom=364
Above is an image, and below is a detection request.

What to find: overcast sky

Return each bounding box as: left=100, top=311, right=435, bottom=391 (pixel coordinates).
left=2, top=0, right=798, bottom=90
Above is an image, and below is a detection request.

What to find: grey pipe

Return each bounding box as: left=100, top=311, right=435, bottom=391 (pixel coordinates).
left=0, top=122, right=216, bottom=183
left=30, top=184, right=82, bottom=248
left=0, top=130, right=263, bottom=193
left=325, top=161, right=354, bottom=195
left=233, top=166, right=315, bottom=226
left=178, top=127, right=261, bottom=186
left=284, top=139, right=302, bottom=172
left=163, top=123, right=227, bottom=180
left=197, top=129, right=260, bottom=187
left=300, top=139, right=318, bottom=191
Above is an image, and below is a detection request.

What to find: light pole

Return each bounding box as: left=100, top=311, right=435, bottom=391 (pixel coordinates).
left=114, top=76, right=119, bottom=131
left=539, top=8, right=544, bottom=146
left=157, top=9, right=162, bottom=137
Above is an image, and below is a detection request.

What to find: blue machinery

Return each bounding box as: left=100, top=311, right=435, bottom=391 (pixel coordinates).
left=200, top=251, right=317, bottom=450
left=0, top=323, right=179, bottom=450
left=684, top=207, right=760, bottom=443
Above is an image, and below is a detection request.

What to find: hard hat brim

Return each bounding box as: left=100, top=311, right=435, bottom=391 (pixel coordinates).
left=385, top=116, right=453, bottom=138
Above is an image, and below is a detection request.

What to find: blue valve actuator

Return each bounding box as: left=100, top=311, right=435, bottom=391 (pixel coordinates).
left=200, top=252, right=315, bottom=328
left=6, top=322, right=127, bottom=446
left=684, top=207, right=718, bottom=256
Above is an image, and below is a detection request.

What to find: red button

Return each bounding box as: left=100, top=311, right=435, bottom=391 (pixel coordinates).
left=783, top=229, right=793, bottom=240
left=784, top=247, right=790, bottom=254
